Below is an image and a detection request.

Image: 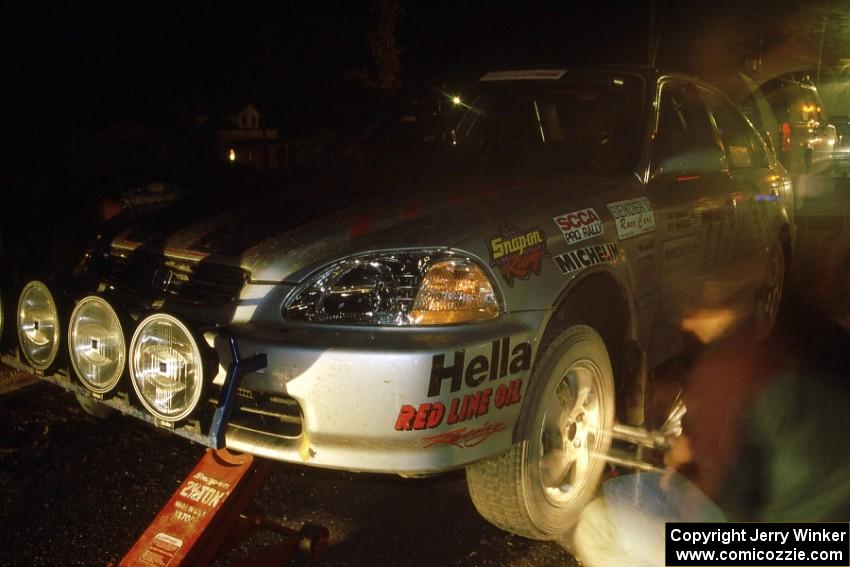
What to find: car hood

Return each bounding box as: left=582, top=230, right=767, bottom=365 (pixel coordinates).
left=112, top=168, right=620, bottom=283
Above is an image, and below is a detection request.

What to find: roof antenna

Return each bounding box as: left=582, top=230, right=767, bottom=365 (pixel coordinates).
left=648, top=0, right=661, bottom=68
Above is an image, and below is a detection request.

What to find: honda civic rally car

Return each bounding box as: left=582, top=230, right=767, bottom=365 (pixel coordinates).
left=9, top=67, right=793, bottom=539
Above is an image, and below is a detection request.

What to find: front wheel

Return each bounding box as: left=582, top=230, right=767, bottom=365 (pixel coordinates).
left=753, top=238, right=785, bottom=340
left=465, top=325, right=615, bottom=539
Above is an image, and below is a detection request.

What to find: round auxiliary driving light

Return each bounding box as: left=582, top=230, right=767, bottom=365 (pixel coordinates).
left=129, top=313, right=204, bottom=422
left=17, top=281, right=61, bottom=370
left=68, top=296, right=126, bottom=394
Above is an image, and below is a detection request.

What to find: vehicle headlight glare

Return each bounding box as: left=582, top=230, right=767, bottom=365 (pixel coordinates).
left=17, top=281, right=60, bottom=370
left=129, top=314, right=204, bottom=422
left=68, top=296, right=125, bottom=394
left=285, top=251, right=499, bottom=325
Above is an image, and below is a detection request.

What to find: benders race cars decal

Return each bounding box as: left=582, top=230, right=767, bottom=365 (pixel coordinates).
left=487, top=225, right=549, bottom=286
left=607, top=197, right=656, bottom=240
left=553, top=207, right=604, bottom=245
left=553, top=242, right=620, bottom=275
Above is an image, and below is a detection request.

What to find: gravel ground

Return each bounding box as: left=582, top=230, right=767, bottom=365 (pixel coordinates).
left=0, top=379, right=576, bottom=567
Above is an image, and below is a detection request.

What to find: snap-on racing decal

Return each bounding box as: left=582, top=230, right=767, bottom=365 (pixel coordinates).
left=487, top=225, right=549, bottom=286
left=421, top=422, right=506, bottom=448
left=607, top=197, right=656, bottom=240
left=553, top=207, right=604, bottom=245
left=553, top=242, right=620, bottom=275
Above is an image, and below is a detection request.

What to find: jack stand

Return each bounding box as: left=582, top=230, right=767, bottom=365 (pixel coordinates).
left=114, top=448, right=329, bottom=566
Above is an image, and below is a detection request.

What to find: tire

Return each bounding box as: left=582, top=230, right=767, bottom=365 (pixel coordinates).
left=753, top=238, right=785, bottom=340
left=465, top=325, right=615, bottom=539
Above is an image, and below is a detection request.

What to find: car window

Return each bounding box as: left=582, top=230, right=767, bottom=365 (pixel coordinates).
left=452, top=73, right=645, bottom=174
left=653, top=81, right=721, bottom=174
left=702, top=90, right=769, bottom=169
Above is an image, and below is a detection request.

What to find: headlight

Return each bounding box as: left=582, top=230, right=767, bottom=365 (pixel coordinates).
left=68, top=296, right=126, bottom=394
left=129, top=314, right=204, bottom=422
left=284, top=251, right=499, bottom=325
left=17, top=281, right=61, bottom=370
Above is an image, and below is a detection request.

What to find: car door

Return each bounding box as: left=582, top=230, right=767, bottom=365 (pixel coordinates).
left=701, top=89, right=776, bottom=310
left=645, top=79, right=738, bottom=363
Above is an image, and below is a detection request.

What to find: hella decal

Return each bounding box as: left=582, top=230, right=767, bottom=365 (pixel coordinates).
left=553, top=208, right=604, bottom=245
left=427, top=337, right=531, bottom=397
left=607, top=197, right=656, bottom=240
left=395, top=380, right=523, bottom=432
left=553, top=242, right=620, bottom=275
left=488, top=225, right=549, bottom=286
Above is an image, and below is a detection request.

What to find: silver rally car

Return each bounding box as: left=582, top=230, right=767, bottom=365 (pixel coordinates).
left=12, top=67, right=793, bottom=539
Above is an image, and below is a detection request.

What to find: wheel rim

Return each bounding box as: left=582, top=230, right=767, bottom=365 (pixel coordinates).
left=538, top=359, right=605, bottom=505
left=757, top=246, right=784, bottom=334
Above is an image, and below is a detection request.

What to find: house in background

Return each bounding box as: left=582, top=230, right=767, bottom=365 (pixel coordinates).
left=186, top=104, right=288, bottom=170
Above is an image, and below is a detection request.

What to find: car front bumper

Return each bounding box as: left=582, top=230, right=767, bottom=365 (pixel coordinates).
left=213, top=312, right=547, bottom=474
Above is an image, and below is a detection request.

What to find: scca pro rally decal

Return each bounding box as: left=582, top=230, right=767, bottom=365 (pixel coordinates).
left=607, top=197, right=656, bottom=240
left=553, top=207, right=604, bottom=245
left=553, top=242, right=620, bottom=275
left=487, top=225, right=549, bottom=286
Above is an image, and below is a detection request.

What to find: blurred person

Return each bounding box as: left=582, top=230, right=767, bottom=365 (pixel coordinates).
left=573, top=296, right=850, bottom=566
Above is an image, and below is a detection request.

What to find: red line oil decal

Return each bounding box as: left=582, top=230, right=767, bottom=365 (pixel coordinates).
left=420, top=422, right=507, bottom=448
left=552, top=241, right=620, bottom=275
left=395, top=379, right=523, bottom=432
left=487, top=224, right=549, bottom=286
left=553, top=207, right=604, bottom=245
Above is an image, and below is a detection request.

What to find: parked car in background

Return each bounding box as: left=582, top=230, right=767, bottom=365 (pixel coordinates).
left=6, top=67, right=794, bottom=540
left=742, top=74, right=836, bottom=176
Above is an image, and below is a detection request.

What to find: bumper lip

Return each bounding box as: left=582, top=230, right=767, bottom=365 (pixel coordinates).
left=3, top=309, right=545, bottom=476
left=212, top=314, right=542, bottom=474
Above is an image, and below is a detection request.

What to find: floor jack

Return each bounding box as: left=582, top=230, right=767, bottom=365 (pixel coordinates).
left=111, top=337, right=329, bottom=566
left=113, top=448, right=328, bottom=566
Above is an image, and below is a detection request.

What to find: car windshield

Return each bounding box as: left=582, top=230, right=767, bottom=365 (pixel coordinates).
left=449, top=72, right=645, bottom=174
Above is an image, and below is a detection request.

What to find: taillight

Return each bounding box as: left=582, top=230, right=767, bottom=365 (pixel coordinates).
left=780, top=122, right=792, bottom=154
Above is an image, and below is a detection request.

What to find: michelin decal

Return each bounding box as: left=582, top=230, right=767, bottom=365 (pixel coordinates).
left=553, top=242, right=620, bottom=275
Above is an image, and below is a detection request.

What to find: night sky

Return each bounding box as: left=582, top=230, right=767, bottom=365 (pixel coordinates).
left=7, top=0, right=846, bottom=189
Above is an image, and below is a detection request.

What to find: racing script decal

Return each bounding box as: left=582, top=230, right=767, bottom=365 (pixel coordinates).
left=487, top=224, right=549, bottom=286
left=607, top=197, right=656, bottom=240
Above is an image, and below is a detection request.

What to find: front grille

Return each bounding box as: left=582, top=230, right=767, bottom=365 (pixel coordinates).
left=227, top=390, right=303, bottom=439
left=105, top=251, right=248, bottom=305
